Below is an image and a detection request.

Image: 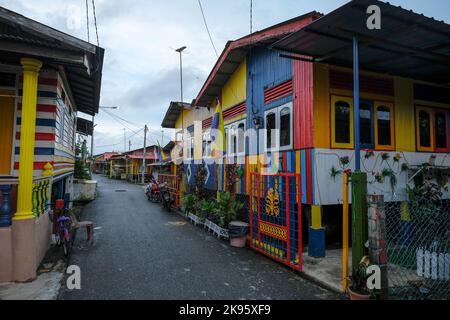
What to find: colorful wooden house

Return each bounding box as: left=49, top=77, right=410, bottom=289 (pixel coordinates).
left=171, top=0, right=450, bottom=266
left=0, top=7, right=104, bottom=282
left=192, top=13, right=322, bottom=264
left=108, top=147, right=158, bottom=181
left=161, top=101, right=212, bottom=194
left=93, top=152, right=121, bottom=176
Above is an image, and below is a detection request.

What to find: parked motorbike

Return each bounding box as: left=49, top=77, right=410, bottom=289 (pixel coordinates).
left=159, top=183, right=174, bottom=212
left=145, top=178, right=161, bottom=203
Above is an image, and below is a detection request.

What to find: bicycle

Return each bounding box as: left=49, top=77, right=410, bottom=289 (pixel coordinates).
left=51, top=199, right=73, bottom=258
left=56, top=212, right=72, bottom=257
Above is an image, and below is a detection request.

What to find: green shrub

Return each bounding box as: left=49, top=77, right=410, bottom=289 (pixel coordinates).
left=182, top=194, right=196, bottom=215
left=212, top=192, right=244, bottom=228
left=75, top=159, right=91, bottom=180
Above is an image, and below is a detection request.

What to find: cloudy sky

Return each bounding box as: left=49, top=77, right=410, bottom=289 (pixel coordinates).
left=1, top=0, right=449, bottom=154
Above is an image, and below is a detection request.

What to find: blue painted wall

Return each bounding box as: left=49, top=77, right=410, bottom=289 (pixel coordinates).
left=246, top=46, right=293, bottom=147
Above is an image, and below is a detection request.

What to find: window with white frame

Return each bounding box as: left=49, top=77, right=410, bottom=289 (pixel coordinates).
left=175, top=130, right=183, bottom=143
left=185, top=132, right=194, bottom=160
left=202, top=131, right=212, bottom=158
left=264, top=102, right=293, bottom=152
left=225, top=119, right=246, bottom=156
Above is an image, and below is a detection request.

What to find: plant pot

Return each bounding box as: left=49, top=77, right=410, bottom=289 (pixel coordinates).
left=230, top=236, right=247, bottom=248
left=348, top=288, right=370, bottom=301
left=229, top=221, right=249, bottom=248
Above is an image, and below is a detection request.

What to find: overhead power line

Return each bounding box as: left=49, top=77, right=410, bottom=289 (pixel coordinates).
left=85, top=0, right=90, bottom=42
left=96, top=142, right=122, bottom=149
left=101, top=109, right=171, bottom=145
left=198, top=0, right=219, bottom=58
left=91, top=0, right=100, bottom=46
left=102, top=109, right=146, bottom=139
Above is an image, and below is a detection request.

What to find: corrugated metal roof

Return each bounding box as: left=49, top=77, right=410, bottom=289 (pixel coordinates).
left=195, top=11, right=323, bottom=107
left=272, top=0, right=450, bottom=85
left=0, top=6, right=104, bottom=116
left=161, top=101, right=192, bottom=129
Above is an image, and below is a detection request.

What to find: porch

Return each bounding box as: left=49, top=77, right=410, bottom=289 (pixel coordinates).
left=0, top=176, right=53, bottom=282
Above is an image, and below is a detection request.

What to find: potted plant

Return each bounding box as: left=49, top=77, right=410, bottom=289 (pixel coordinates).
left=214, top=192, right=245, bottom=245
left=348, top=256, right=371, bottom=300
left=187, top=196, right=205, bottom=226
left=182, top=194, right=196, bottom=217
left=201, top=200, right=216, bottom=222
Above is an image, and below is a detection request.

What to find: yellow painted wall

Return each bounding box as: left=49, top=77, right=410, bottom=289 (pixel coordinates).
left=173, top=106, right=213, bottom=161
left=0, top=90, right=15, bottom=175
left=313, top=64, right=331, bottom=148
left=313, top=65, right=434, bottom=153
left=222, top=59, right=247, bottom=110
left=394, top=77, right=415, bottom=152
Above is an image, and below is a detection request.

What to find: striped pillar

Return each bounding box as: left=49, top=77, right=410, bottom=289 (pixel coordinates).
left=309, top=205, right=326, bottom=258
left=14, top=58, right=42, bottom=221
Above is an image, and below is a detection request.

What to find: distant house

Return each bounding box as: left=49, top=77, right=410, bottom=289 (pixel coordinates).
left=93, top=152, right=121, bottom=176
left=108, top=147, right=158, bottom=182
left=161, top=101, right=211, bottom=196
left=0, top=7, right=104, bottom=282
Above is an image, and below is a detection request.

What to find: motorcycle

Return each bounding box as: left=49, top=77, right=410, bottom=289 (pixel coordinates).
left=145, top=178, right=161, bottom=203
left=159, top=182, right=174, bottom=212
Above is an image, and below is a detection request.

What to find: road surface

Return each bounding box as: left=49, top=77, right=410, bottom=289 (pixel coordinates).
left=58, top=175, right=339, bottom=300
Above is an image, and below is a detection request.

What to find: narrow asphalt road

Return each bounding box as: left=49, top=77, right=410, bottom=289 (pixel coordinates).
left=58, top=175, right=339, bottom=300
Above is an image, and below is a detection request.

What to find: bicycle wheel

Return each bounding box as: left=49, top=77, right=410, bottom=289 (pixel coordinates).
left=62, top=239, right=70, bottom=257
left=62, top=227, right=72, bottom=257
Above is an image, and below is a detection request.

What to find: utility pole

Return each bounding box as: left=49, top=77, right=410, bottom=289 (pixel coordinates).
left=123, top=128, right=127, bottom=153
left=176, top=46, right=186, bottom=161
left=90, top=115, right=95, bottom=176
left=142, top=125, right=148, bottom=184
left=129, top=140, right=132, bottom=151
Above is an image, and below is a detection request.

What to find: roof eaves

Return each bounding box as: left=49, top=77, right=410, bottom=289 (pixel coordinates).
left=194, top=11, right=322, bottom=106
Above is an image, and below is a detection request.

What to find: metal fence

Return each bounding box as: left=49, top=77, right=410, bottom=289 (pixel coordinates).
left=382, top=187, right=450, bottom=300
left=249, top=172, right=303, bottom=272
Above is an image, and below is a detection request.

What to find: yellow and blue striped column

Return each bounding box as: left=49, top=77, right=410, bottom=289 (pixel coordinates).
left=309, top=205, right=326, bottom=258
left=14, top=58, right=42, bottom=221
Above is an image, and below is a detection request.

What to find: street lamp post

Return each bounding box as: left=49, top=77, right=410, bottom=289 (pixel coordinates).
left=175, top=46, right=186, bottom=162
left=176, top=46, right=186, bottom=104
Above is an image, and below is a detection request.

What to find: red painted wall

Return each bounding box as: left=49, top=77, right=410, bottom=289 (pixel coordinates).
left=293, top=59, right=314, bottom=150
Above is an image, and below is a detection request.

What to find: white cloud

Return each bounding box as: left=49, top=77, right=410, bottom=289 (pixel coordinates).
left=2, top=0, right=448, bottom=154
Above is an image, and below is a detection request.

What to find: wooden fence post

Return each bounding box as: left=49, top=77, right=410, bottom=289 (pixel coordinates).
left=367, top=194, right=389, bottom=300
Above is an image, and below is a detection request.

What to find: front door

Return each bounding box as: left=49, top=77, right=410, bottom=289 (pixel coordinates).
left=0, top=90, right=15, bottom=176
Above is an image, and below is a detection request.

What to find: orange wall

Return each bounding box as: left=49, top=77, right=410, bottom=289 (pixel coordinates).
left=0, top=90, right=15, bottom=175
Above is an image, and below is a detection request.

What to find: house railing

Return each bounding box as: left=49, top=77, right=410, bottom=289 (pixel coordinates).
left=0, top=177, right=52, bottom=227
left=32, top=177, right=52, bottom=218
left=0, top=178, right=19, bottom=228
